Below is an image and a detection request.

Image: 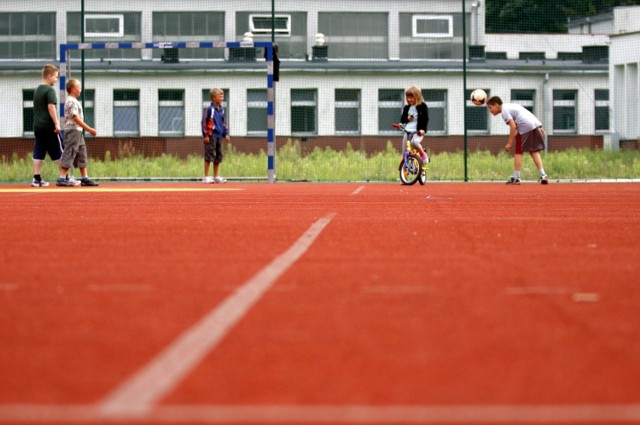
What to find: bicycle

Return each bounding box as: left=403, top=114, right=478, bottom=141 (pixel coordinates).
left=392, top=123, right=428, bottom=185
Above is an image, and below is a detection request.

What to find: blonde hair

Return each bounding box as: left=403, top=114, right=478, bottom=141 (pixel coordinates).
left=210, top=87, right=224, bottom=100
left=66, top=78, right=80, bottom=93
left=42, top=64, right=59, bottom=79
left=405, top=86, right=424, bottom=105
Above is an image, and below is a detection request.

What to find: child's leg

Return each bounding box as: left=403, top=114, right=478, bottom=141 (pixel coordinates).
left=530, top=151, right=546, bottom=175
left=513, top=153, right=522, bottom=178
left=213, top=162, right=220, bottom=178
left=204, top=161, right=211, bottom=177
left=417, top=145, right=428, bottom=162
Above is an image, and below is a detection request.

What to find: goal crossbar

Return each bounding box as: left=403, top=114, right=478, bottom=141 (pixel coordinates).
left=58, top=41, right=277, bottom=183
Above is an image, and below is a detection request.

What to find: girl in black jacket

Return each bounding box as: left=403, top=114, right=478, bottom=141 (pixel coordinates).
left=400, top=86, right=430, bottom=164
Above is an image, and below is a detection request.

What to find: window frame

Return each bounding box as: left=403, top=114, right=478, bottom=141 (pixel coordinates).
left=334, top=89, right=361, bottom=135
left=249, top=14, right=291, bottom=36
left=378, top=89, right=404, bottom=135
left=113, top=89, right=140, bottom=137
left=22, top=89, right=35, bottom=137
left=511, top=89, right=535, bottom=114
left=412, top=15, right=453, bottom=38
left=423, top=89, right=447, bottom=135
left=594, top=89, right=610, bottom=133
left=290, top=89, right=317, bottom=137
left=465, top=89, right=489, bottom=134
left=158, top=89, right=185, bottom=137
left=552, top=90, right=577, bottom=134
left=245, top=89, right=267, bottom=136
left=84, top=14, right=124, bottom=38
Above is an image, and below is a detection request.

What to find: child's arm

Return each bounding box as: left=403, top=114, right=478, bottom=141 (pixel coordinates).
left=504, top=120, right=517, bottom=152
left=48, top=104, right=61, bottom=133
left=72, top=115, right=97, bottom=136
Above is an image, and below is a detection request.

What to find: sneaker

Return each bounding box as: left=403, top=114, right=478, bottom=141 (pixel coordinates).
left=80, top=178, right=99, bottom=187
left=31, top=178, right=49, bottom=187
left=56, top=177, right=74, bottom=187
left=506, top=177, right=521, bottom=185
left=67, top=176, right=81, bottom=186
left=540, top=174, right=549, bottom=185
left=203, top=176, right=214, bottom=184
left=214, top=176, right=227, bottom=184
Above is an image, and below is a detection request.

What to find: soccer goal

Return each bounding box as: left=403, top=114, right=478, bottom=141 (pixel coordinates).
left=59, top=41, right=277, bottom=183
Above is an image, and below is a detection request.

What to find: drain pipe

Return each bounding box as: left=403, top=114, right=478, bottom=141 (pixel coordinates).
left=543, top=72, right=549, bottom=153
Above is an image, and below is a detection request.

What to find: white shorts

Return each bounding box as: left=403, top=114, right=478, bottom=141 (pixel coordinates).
left=403, top=132, right=424, bottom=148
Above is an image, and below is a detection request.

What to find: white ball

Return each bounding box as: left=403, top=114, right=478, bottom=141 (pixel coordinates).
left=470, top=89, right=487, bottom=106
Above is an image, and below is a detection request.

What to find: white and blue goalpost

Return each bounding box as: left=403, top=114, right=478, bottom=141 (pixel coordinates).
left=59, top=41, right=277, bottom=183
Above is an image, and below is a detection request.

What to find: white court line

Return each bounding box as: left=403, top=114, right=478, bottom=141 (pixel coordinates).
left=99, top=213, right=336, bottom=419
left=2, top=403, right=640, bottom=423
left=351, top=185, right=365, bottom=195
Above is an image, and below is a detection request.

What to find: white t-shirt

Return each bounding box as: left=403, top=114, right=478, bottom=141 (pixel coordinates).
left=501, top=103, right=541, bottom=134
left=405, top=105, right=418, bottom=132
left=64, top=96, right=83, bottom=132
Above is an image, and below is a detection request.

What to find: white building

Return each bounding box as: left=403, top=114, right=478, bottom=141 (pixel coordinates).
left=0, top=0, right=635, bottom=156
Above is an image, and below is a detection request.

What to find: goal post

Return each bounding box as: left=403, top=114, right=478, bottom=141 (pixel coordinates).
left=59, top=41, right=277, bottom=183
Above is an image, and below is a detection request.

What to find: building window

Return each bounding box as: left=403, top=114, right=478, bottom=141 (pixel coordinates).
left=519, top=52, right=545, bottom=60
left=423, top=89, right=447, bottom=134
left=158, top=90, right=184, bottom=137
left=0, top=13, right=56, bottom=59
left=594, top=89, right=609, bottom=132
left=113, top=90, right=139, bottom=137
left=412, top=15, right=453, bottom=38
left=84, top=14, right=124, bottom=38
left=67, top=12, right=141, bottom=60
left=399, top=13, right=465, bottom=60
left=246, top=89, right=267, bottom=136
left=335, top=89, right=360, bottom=135
left=553, top=90, right=577, bottom=133
left=378, top=89, right=404, bottom=134
left=291, top=89, right=317, bottom=136
left=511, top=90, right=535, bottom=113
left=82, top=90, right=95, bottom=136
left=23, top=90, right=35, bottom=136
left=202, top=89, right=229, bottom=131
left=466, top=89, right=489, bottom=132
left=236, top=12, right=307, bottom=60
left=318, top=12, right=388, bottom=59
left=250, top=14, right=291, bottom=36
left=153, top=12, right=225, bottom=60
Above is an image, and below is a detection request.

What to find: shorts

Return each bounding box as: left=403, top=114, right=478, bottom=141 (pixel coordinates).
left=402, top=132, right=424, bottom=149
left=61, top=130, right=88, bottom=169
left=514, top=133, right=522, bottom=155
left=33, top=130, right=63, bottom=162
left=204, top=136, right=224, bottom=163
left=521, top=127, right=545, bottom=153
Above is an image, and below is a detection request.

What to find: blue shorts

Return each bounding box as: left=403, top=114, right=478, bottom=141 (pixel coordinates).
left=33, top=130, right=63, bottom=162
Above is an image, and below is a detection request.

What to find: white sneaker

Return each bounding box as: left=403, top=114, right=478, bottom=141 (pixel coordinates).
left=214, top=176, right=227, bottom=184
left=31, top=178, right=49, bottom=187
left=68, top=176, right=81, bottom=186
left=203, top=176, right=214, bottom=184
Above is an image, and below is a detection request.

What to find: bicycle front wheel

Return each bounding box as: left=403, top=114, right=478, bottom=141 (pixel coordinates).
left=399, top=156, right=422, bottom=185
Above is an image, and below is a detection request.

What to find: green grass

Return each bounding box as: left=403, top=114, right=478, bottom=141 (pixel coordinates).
left=2, top=141, right=639, bottom=183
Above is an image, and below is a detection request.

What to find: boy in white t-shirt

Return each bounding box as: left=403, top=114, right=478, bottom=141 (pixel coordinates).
left=487, top=96, right=548, bottom=184
left=57, top=79, right=99, bottom=187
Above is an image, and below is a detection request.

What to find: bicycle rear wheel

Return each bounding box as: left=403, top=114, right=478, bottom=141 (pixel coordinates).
left=399, top=156, right=422, bottom=185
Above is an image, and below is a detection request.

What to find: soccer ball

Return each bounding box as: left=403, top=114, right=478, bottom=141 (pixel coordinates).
left=470, top=89, right=487, bottom=106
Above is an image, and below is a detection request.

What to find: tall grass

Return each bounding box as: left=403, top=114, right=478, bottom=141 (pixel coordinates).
left=1, top=141, right=639, bottom=183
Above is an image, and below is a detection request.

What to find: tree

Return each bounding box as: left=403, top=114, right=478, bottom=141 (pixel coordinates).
left=486, top=0, right=640, bottom=33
